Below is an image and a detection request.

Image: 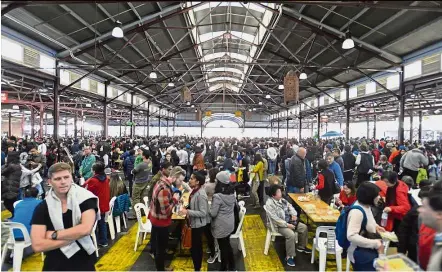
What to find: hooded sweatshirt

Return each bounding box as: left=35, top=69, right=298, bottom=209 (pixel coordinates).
left=400, top=148, right=428, bottom=171
left=84, top=174, right=110, bottom=213
left=210, top=193, right=236, bottom=238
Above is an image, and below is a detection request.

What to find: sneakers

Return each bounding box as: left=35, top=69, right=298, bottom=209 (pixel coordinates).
left=207, top=251, right=220, bottom=264
left=286, top=257, right=296, bottom=267
left=149, top=252, right=155, bottom=259
left=296, top=247, right=312, bottom=254
left=98, top=243, right=109, bottom=247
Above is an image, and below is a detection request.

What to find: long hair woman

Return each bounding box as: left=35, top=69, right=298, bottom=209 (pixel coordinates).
left=179, top=171, right=216, bottom=271
left=109, top=172, right=128, bottom=198
left=210, top=171, right=236, bottom=271
left=251, top=153, right=264, bottom=208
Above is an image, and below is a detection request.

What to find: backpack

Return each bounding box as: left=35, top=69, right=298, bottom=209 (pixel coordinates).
left=335, top=205, right=367, bottom=250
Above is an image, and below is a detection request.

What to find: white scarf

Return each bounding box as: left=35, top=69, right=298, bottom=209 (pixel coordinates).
left=46, top=183, right=98, bottom=259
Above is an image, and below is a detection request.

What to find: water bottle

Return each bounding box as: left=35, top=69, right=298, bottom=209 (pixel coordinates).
left=381, top=212, right=388, bottom=227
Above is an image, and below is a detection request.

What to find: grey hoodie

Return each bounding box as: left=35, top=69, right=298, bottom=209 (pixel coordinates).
left=400, top=148, right=428, bottom=171
left=210, top=193, right=236, bottom=238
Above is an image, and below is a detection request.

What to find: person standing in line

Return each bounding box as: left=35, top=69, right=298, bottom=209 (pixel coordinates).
left=2, top=151, right=22, bottom=216
left=400, top=147, right=428, bottom=182
left=30, top=162, right=98, bottom=271
left=251, top=153, right=264, bottom=208
left=148, top=168, right=180, bottom=271
left=179, top=172, right=217, bottom=270
left=123, top=149, right=136, bottom=197
left=131, top=149, right=152, bottom=207
left=80, top=146, right=96, bottom=181
left=267, top=143, right=277, bottom=175
left=288, top=148, right=307, bottom=193
left=83, top=162, right=110, bottom=247
left=326, top=153, right=344, bottom=187
left=355, top=144, right=375, bottom=187
left=210, top=171, right=236, bottom=271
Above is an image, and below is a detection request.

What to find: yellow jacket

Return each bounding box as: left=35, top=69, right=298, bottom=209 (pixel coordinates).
left=252, top=161, right=264, bottom=181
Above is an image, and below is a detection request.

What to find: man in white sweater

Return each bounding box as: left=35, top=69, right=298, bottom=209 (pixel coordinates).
left=347, top=182, right=385, bottom=271
left=266, top=143, right=277, bottom=175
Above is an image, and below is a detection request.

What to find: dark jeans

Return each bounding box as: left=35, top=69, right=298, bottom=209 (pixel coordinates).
left=401, top=168, right=418, bottom=184
left=217, top=236, right=235, bottom=271
left=127, top=173, right=133, bottom=197
left=191, top=225, right=215, bottom=271
left=3, top=198, right=15, bottom=217
left=258, top=181, right=264, bottom=205
left=152, top=225, right=169, bottom=271
left=96, top=213, right=108, bottom=245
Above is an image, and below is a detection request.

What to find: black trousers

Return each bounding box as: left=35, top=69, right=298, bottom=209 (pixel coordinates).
left=401, top=168, right=418, bottom=184
left=258, top=180, right=264, bottom=206
left=217, top=236, right=235, bottom=271
left=191, top=225, right=216, bottom=271
left=127, top=173, right=133, bottom=197
left=356, top=173, right=371, bottom=187
left=3, top=198, right=15, bottom=217
left=343, top=171, right=354, bottom=182
left=152, top=225, right=169, bottom=271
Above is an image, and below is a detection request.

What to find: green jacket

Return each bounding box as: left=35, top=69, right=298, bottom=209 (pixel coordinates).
left=80, top=154, right=96, bottom=180
left=134, top=155, right=143, bottom=168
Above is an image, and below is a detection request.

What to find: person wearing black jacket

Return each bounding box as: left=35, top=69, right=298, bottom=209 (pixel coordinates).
left=314, top=159, right=335, bottom=204
left=342, top=145, right=356, bottom=182
left=1, top=151, right=22, bottom=216
left=288, top=148, right=307, bottom=193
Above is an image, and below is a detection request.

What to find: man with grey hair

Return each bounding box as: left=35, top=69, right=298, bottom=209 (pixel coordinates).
left=288, top=148, right=307, bottom=193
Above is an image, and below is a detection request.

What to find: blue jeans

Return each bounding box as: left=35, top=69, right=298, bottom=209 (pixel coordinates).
left=268, top=159, right=276, bottom=175
left=97, top=213, right=108, bottom=245
left=287, top=186, right=302, bottom=194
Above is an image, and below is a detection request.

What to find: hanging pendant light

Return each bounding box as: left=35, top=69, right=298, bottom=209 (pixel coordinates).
left=265, top=94, right=271, bottom=99
left=259, top=101, right=262, bottom=105
left=299, top=72, right=307, bottom=80
left=149, top=72, right=157, bottom=79
left=168, top=82, right=175, bottom=87
left=342, top=31, right=354, bottom=50
left=278, top=84, right=284, bottom=90
left=112, top=20, right=124, bottom=38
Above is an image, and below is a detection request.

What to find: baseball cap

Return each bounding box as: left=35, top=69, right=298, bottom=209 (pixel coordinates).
left=216, top=171, right=230, bottom=185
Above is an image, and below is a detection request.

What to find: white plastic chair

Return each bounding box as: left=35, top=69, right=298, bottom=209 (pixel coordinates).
left=1, top=222, right=32, bottom=272
left=238, top=200, right=245, bottom=208
left=263, top=205, right=283, bottom=255
left=133, top=203, right=152, bottom=251
left=90, top=220, right=99, bottom=257
left=230, top=205, right=247, bottom=258
left=107, top=196, right=116, bottom=240
left=311, top=226, right=342, bottom=272
left=346, top=252, right=351, bottom=272
left=110, top=195, right=128, bottom=234
left=143, top=196, right=150, bottom=209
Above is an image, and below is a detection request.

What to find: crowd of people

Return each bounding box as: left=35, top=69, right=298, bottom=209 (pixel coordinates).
left=1, top=134, right=442, bottom=271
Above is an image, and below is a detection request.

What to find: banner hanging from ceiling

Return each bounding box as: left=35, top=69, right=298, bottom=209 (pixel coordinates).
left=181, top=86, right=192, bottom=102
left=284, top=70, right=299, bottom=104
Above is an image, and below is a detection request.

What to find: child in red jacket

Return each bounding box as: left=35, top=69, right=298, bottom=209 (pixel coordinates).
left=84, top=161, right=110, bottom=247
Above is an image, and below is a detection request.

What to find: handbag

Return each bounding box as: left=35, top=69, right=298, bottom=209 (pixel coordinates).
left=181, top=222, right=192, bottom=249
left=333, top=179, right=341, bottom=194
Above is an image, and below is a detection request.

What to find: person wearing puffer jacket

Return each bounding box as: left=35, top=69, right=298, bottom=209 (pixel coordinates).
left=1, top=151, right=22, bottom=216
left=400, top=147, right=428, bottom=183
left=210, top=171, right=236, bottom=271
left=84, top=162, right=110, bottom=247
left=179, top=171, right=217, bottom=270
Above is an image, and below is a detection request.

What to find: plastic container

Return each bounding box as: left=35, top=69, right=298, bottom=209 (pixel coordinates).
left=374, top=253, right=422, bottom=271
left=381, top=211, right=388, bottom=227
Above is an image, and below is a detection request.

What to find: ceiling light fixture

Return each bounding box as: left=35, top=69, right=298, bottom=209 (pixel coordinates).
left=278, top=84, right=284, bottom=90
left=248, top=109, right=252, bottom=112
left=191, top=104, right=195, bottom=108
left=168, top=82, right=175, bottom=87
left=86, top=103, right=92, bottom=108
left=253, top=108, right=256, bottom=111
left=12, top=105, right=19, bottom=110
left=299, top=72, right=307, bottom=80
left=112, top=21, right=124, bottom=38
left=259, top=101, right=262, bottom=105
left=342, top=31, right=355, bottom=50
left=186, top=101, right=190, bottom=106
left=265, top=94, right=271, bottom=99
left=149, top=72, right=157, bottom=79
left=194, top=109, right=198, bottom=112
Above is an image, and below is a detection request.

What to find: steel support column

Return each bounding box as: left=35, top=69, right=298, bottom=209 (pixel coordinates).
left=158, top=114, right=161, bottom=137
left=270, top=120, right=273, bottom=137
left=298, top=115, right=302, bottom=140
left=317, top=97, right=321, bottom=139
left=277, top=120, right=280, bottom=139
left=74, top=114, right=78, bottom=139
left=166, top=119, right=169, bottom=137
left=130, top=94, right=134, bottom=138
left=418, top=111, right=423, bottom=144
left=53, top=61, right=60, bottom=140
left=286, top=118, right=289, bottom=139
left=30, top=107, right=35, bottom=139
left=146, top=107, right=150, bottom=137
left=39, top=106, right=44, bottom=138
left=119, top=120, right=122, bottom=138
left=366, top=116, right=370, bottom=139
left=173, top=118, right=176, bottom=137
left=103, top=82, right=109, bottom=138
left=200, top=117, right=203, bottom=138
left=8, top=112, right=12, bottom=137
left=80, top=111, right=84, bottom=138
left=346, top=87, right=350, bottom=141
left=409, top=112, right=413, bottom=142
left=373, top=115, right=377, bottom=139
left=398, top=67, right=405, bottom=144
left=64, top=116, right=68, bottom=137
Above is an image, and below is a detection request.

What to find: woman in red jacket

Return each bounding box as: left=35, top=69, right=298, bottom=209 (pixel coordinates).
left=336, top=181, right=357, bottom=209
left=381, top=171, right=411, bottom=232
left=84, top=161, right=110, bottom=247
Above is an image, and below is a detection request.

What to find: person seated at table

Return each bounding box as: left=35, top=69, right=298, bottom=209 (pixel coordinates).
left=335, top=181, right=357, bottom=209
left=265, top=184, right=310, bottom=267
left=314, top=159, right=336, bottom=204
left=374, top=155, right=393, bottom=177
left=347, top=182, right=385, bottom=271
left=10, top=187, right=42, bottom=240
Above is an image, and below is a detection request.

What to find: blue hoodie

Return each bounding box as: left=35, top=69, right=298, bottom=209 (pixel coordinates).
left=328, top=161, right=344, bottom=186
left=11, top=198, right=42, bottom=239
